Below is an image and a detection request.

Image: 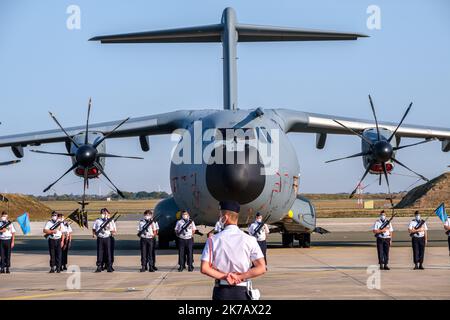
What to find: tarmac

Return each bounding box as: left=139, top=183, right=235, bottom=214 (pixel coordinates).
left=0, top=217, right=449, bottom=300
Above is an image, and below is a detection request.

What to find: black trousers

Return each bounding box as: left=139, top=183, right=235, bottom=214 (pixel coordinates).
left=96, top=237, right=112, bottom=267
left=412, top=237, right=426, bottom=264
left=48, top=238, right=62, bottom=269
left=152, top=238, right=157, bottom=267
left=0, top=239, right=12, bottom=269
left=376, top=237, right=391, bottom=265
left=140, top=238, right=154, bottom=267
left=62, top=238, right=70, bottom=266
left=448, top=237, right=450, bottom=252
left=257, top=240, right=267, bottom=265
left=178, top=238, right=193, bottom=268
left=213, top=286, right=250, bottom=300
left=110, top=236, right=115, bottom=265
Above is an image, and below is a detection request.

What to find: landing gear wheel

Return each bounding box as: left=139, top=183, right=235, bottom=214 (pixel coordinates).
left=297, top=233, right=311, bottom=248
left=282, top=233, right=294, bottom=248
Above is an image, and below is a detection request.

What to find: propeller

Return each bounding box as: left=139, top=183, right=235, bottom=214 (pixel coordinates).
left=36, top=98, right=143, bottom=209
left=326, top=95, right=433, bottom=198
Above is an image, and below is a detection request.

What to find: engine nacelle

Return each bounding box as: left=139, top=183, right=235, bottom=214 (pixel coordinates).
left=361, top=128, right=396, bottom=174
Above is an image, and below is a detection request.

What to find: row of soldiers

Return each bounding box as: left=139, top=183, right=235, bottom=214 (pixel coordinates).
left=1, top=208, right=449, bottom=275
left=372, top=210, right=450, bottom=270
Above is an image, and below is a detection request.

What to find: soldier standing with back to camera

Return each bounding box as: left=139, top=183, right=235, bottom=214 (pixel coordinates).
left=372, top=210, right=394, bottom=270
left=201, top=201, right=266, bottom=300
left=0, top=211, right=16, bottom=274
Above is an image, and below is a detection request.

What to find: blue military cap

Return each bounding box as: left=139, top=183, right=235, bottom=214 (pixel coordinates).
left=219, top=200, right=240, bottom=213
left=256, top=212, right=262, bottom=217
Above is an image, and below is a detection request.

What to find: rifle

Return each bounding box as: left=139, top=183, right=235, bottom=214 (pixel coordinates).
left=410, top=216, right=431, bottom=237
left=0, top=220, right=12, bottom=231
left=176, top=219, right=193, bottom=236
left=44, top=220, right=62, bottom=239
left=95, top=212, right=118, bottom=237
left=137, top=214, right=159, bottom=237
left=252, top=214, right=271, bottom=237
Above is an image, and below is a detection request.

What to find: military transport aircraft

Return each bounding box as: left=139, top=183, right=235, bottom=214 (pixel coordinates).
left=0, top=8, right=449, bottom=247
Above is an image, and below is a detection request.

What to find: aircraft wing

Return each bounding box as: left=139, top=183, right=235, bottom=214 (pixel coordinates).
left=0, top=110, right=213, bottom=148
left=273, top=109, right=450, bottom=152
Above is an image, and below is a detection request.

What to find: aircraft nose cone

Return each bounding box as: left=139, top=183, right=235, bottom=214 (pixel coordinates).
left=76, top=145, right=98, bottom=167
left=206, top=145, right=265, bottom=204
left=373, top=140, right=393, bottom=163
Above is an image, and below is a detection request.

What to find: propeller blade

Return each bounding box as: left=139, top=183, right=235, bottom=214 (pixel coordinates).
left=0, top=160, right=20, bottom=166
left=333, top=120, right=374, bottom=146
left=368, top=95, right=381, bottom=141
left=382, top=162, right=391, bottom=195
left=30, top=150, right=74, bottom=156
left=93, top=162, right=125, bottom=198
left=97, top=153, right=144, bottom=160
left=388, top=102, right=412, bottom=142
left=81, top=170, right=89, bottom=213
left=93, top=117, right=130, bottom=148
left=325, top=151, right=371, bottom=164
left=393, top=138, right=434, bottom=151
left=379, top=173, right=382, bottom=186
left=391, top=158, right=429, bottom=182
left=43, top=162, right=79, bottom=193
left=85, top=98, right=92, bottom=145
left=350, top=161, right=374, bottom=198
left=48, top=112, right=80, bottom=148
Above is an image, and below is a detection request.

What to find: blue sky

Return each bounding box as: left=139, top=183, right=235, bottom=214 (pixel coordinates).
left=0, top=0, right=449, bottom=195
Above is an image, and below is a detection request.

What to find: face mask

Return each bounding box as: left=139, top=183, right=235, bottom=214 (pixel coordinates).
left=256, top=218, right=262, bottom=223
left=101, top=214, right=106, bottom=219
left=1, top=217, right=6, bottom=222
left=182, top=215, right=188, bottom=221
left=415, top=215, right=421, bottom=221
left=52, top=216, right=57, bottom=221
left=144, top=215, right=150, bottom=220
left=380, top=215, right=386, bottom=221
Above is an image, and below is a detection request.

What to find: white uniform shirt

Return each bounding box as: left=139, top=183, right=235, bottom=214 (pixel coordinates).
left=62, top=222, right=73, bottom=235
left=137, top=219, right=157, bottom=239
left=44, top=220, right=66, bottom=240
left=93, top=218, right=113, bottom=238
left=248, top=221, right=270, bottom=241
left=445, top=218, right=450, bottom=236
left=175, top=219, right=196, bottom=239
left=408, top=219, right=428, bottom=238
left=201, top=225, right=264, bottom=274
left=214, top=221, right=224, bottom=233
left=372, top=219, right=394, bottom=238
left=0, top=221, right=16, bottom=240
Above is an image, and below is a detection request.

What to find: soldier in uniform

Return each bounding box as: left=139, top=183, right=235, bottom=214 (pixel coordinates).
left=43, top=212, right=66, bottom=273
left=92, top=208, right=115, bottom=273
left=151, top=212, right=159, bottom=271
left=445, top=216, right=450, bottom=256
left=372, top=210, right=394, bottom=270
left=248, top=212, right=270, bottom=266
left=208, top=216, right=224, bottom=238
left=201, top=200, right=266, bottom=300
left=408, top=211, right=428, bottom=270
left=61, top=213, right=73, bottom=271
left=137, top=210, right=156, bottom=272
left=175, top=210, right=196, bottom=272
left=0, top=211, right=15, bottom=274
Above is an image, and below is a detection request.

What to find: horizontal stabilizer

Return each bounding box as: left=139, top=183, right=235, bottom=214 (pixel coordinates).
left=90, top=23, right=367, bottom=44
left=89, top=24, right=223, bottom=43
left=236, top=24, right=367, bottom=42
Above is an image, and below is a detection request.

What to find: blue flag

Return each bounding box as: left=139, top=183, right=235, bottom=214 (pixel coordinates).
left=16, top=212, right=31, bottom=235
left=434, top=203, right=447, bottom=223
